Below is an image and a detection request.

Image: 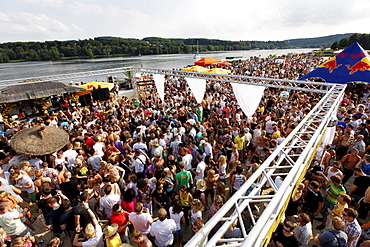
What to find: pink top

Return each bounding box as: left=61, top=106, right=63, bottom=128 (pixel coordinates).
left=121, top=198, right=137, bottom=213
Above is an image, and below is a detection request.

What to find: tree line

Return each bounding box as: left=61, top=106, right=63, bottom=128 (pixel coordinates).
left=331, top=33, right=370, bottom=50
left=0, top=36, right=289, bottom=63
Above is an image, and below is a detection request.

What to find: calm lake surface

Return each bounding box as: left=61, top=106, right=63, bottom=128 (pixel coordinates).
left=0, top=48, right=315, bottom=83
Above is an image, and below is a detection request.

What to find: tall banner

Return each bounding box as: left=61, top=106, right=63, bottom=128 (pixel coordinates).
left=187, top=78, right=206, bottom=104
left=153, top=74, right=165, bottom=103
left=231, top=83, right=266, bottom=118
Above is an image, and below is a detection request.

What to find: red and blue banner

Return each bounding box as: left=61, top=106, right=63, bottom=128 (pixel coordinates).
left=299, top=42, right=370, bottom=84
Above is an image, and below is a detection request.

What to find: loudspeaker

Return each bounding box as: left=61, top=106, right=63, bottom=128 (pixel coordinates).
left=91, top=88, right=110, bottom=101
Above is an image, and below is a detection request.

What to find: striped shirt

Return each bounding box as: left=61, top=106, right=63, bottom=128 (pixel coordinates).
left=325, top=183, right=345, bottom=205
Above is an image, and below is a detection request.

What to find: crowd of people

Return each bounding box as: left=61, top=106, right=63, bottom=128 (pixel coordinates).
left=0, top=53, right=368, bottom=247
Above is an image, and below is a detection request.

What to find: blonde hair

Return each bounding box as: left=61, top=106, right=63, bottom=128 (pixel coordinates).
left=163, top=168, right=173, bottom=180
left=251, top=163, right=260, bottom=172
left=332, top=216, right=345, bottom=230
left=219, top=155, right=226, bottom=166
left=85, top=223, right=95, bottom=238
left=34, top=169, right=43, bottom=178
left=207, top=169, right=216, bottom=179
left=47, top=237, right=61, bottom=247
left=192, top=198, right=203, bottom=212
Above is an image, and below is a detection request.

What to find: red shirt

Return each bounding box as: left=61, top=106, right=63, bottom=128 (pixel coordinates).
left=85, top=137, right=95, bottom=149
left=111, top=211, right=130, bottom=234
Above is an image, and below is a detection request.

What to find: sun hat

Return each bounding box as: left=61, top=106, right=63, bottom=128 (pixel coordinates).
left=103, top=223, right=119, bottom=239
left=196, top=179, right=206, bottom=191
left=215, top=195, right=223, bottom=202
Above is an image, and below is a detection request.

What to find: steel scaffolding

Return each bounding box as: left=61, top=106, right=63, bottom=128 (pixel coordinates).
left=0, top=67, right=346, bottom=246
left=185, top=84, right=346, bottom=247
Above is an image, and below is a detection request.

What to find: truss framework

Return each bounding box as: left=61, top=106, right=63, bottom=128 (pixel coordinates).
left=134, top=67, right=333, bottom=93
left=0, top=66, right=346, bottom=246
left=185, top=84, right=346, bottom=247
left=0, top=66, right=332, bottom=93
left=0, top=67, right=132, bottom=90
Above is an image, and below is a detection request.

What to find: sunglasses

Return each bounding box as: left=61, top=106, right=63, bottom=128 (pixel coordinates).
left=342, top=213, right=348, bottom=217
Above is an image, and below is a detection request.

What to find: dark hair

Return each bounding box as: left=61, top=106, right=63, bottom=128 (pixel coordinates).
left=112, top=204, right=120, bottom=213
left=55, top=164, right=63, bottom=172
left=236, top=166, right=243, bottom=174
left=171, top=200, right=183, bottom=214
left=123, top=188, right=136, bottom=202
left=42, top=186, right=52, bottom=196
left=330, top=175, right=342, bottom=184
left=137, top=179, right=147, bottom=189
left=62, top=199, right=71, bottom=209
left=343, top=207, right=358, bottom=219
left=309, top=180, right=320, bottom=189
left=104, top=185, right=112, bottom=195
left=80, top=191, right=89, bottom=202
left=103, top=175, right=111, bottom=183
left=299, top=213, right=310, bottom=224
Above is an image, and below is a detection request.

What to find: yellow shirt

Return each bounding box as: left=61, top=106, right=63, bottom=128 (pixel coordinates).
left=330, top=203, right=348, bottom=219
left=106, top=234, right=122, bottom=247
left=234, top=136, right=246, bottom=151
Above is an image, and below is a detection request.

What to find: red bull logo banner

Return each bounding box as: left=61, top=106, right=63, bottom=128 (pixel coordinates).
left=299, top=42, right=370, bottom=84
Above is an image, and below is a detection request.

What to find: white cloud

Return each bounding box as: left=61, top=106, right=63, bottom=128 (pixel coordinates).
left=21, top=0, right=64, bottom=8
left=0, top=12, right=69, bottom=41
left=0, top=0, right=369, bottom=42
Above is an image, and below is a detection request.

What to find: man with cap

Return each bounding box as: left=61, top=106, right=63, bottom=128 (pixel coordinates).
left=150, top=208, right=176, bottom=247
left=151, top=140, right=163, bottom=159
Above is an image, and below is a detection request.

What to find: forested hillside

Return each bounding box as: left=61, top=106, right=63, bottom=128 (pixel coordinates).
left=284, top=33, right=354, bottom=48
left=0, top=37, right=288, bottom=63
left=331, top=33, right=370, bottom=50
left=0, top=33, right=359, bottom=63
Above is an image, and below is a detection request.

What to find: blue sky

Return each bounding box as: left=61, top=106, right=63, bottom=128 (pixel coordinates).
left=0, top=0, right=369, bottom=43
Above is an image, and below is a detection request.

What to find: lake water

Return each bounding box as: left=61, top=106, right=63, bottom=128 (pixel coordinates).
left=0, top=48, right=316, bottom=83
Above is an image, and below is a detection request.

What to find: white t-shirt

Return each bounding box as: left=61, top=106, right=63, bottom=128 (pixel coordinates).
left=99, top=194, right=121, bottom=218
left=194, top=161, right=206, bottom=181
left=129, top=212, right=153, bottom=235
left=182, top=154, right=193, bottom=171
left=169, top=207, right=184, bottom=231
left=17, top=175, right=35, bottom=193
left=82, top=224, right=104, bottom=247
left=93, top=142, right=105, bottom=157
left=0, top=211, right=26, bottom=236
left=219, top=164, right=227, bottom=180
left=191, top=210, right=202, bottom=225
left=63, top=149, right=78, bottom=167
left=134, top=155, right=146, bottom=173
left=150, top=219, right=176, bottom=247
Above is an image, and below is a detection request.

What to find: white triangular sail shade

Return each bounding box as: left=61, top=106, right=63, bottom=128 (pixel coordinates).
left=231, top=83, right=266, bottom=118
left=153, top=74, right=165, bottom=103
left=187, top=78, right=206, bottom=104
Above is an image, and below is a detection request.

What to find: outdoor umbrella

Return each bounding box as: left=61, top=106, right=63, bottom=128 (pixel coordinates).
left=182, top=65, right=209, bottom=72
left=10, top=126, right=69, bottom=155
left=206, top=68, right=231, bottom=74
left=194, top=57, right=221, bottom=66
left=219, top=61, right=232, bottom=66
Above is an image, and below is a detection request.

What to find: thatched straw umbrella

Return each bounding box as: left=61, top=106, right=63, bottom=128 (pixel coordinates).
left=10, top=126, right=69, bottom=155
